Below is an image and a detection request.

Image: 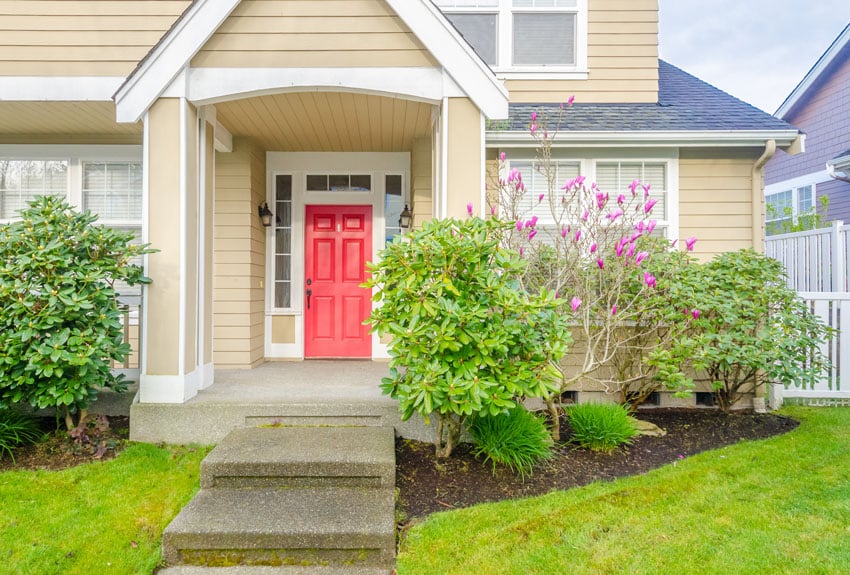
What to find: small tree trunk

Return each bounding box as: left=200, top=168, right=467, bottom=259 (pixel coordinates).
left=434, top=414, right=463, bottom=458
left=545, top=395, right=561, bottom=441
left=64, top=408, right=74, bottom=431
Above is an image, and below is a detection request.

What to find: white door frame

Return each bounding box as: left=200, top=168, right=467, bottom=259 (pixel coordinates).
left=264, top=152, right=409, bottom=359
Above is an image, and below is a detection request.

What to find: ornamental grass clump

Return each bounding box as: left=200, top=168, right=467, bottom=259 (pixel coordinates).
left=470, top=406, right=553, bottom=480
left=0, top=408, right=42, bottom=462
left=568, top=402, right=637, bottom=453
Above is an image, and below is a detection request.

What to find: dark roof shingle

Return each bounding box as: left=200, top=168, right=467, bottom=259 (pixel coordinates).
left=497, top=61, right=796, bottom=133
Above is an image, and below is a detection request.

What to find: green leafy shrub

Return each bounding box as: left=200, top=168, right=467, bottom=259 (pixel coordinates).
left=0, top=196, right=152, bottom=429
left=469, top=406, right=553, bottom=479
left=678, top=249, right=832, bottom=412
left=364, top=216, right=570, bottom=457
left=0, top=408, right=42, bottom=462
left=568, top=402, right=637, bottom=453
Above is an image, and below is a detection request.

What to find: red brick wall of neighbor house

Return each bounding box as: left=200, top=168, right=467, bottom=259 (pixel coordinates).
left=765, top=43, right=850, bottom=185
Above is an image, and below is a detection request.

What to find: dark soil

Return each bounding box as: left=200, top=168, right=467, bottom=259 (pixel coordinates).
left=396, top=409, right=798, bottom=520
left=0, top=415, right=130, bottom=472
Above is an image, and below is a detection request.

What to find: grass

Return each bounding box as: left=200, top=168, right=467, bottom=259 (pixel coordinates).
left=0, top=442, right=208, bottom=575
left=397, top=407, right=850, bottom=575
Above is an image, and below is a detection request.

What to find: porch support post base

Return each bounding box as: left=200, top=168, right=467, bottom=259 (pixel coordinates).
left=139, top=370, right=201, bottom=404
left=201, top=362, right=215, bottom=390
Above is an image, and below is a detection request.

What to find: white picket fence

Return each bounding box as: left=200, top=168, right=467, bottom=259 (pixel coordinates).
left=766, top=223, right=850, bottom=406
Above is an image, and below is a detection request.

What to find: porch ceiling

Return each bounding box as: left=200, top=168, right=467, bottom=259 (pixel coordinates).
left=0, top=101, right=141, bottom=144
left=214, top=92, right=434, bottom=152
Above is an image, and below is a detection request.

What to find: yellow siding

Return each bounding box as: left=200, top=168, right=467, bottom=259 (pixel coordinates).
left=679, top=152, right=758, bottom=260
left=0, top=1, right=190, bottom=76
left=411, top=136, right=432, bottom=227
left=213, top=138, right=266, bottom=368
left=192, top=0, right=436, bottom=68
left=505, top=0, right=659, bottom=103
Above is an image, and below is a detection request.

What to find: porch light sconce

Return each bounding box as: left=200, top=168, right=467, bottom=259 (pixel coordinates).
left=399, top=204, right=412, bottom=229
left=258, top=202, right=274, bottom=228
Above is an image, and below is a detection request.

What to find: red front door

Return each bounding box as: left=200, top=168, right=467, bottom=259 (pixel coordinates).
left=304, top=205, right=373, bottom=358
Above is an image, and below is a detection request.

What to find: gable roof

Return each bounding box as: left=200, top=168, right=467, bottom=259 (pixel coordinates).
left=775, top=22, right=850, bottom=118
left=488, top=61, right=799, bottom=146
left=113, top=0, right=508, bottom=123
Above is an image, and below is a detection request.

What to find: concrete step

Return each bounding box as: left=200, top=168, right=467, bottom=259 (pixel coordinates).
left=162, top=487, right=395, bottom=569
left=157, top=566, right=392, bottom=575
left=201, top=427, right=395, bottom=489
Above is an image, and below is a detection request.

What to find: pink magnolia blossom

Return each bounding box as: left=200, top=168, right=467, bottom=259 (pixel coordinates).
left=570, top=296, right=582, bottom=312
left=685, top=236, right=698, bottom=251
left=692, top=308, right=700, bottom=319
left=576, top=175, right=586, bottom=187
left=530, top=111, right=537, bottom=122
left=574, top=229, right=582, bottom=242
left=646, top=220, right=657, bottom=235
left=499, top=152, right=506, bottom=161
left=630, top=232, right=643, bottom=243
left=517, top=181, right=525, bottom=192
left=508, top=168, right=520, bottom=183
left=607, top=209, right=624, bottom=222
left=528, top=229, right=538, bottom=240
left=629, top=179, right=639, bottom=196
left=590, top=242, right=597, bottom=254
left=643, top=183, right=652, bottom=198
left=644, top=198, right=658, bottom=214
left=626, top=242, right=637, bottom=258
left=562, top=178, right=576, bottom=191
left=516, top=220, right=524, bottom=232
left=466, top=202, right=474, bottom=216
left=635, top=251, right=649, bottom=266
left=644, top=273, right=657, bottom=288
left=538, top=193, right=544, bottom=203
left=582, top=209, right=590, bottom=221
left=597, top=258, right=604, bottom=269
left=519, top=247, right=524, bottom=256
left=635, top=221, right=645, bottom=233
left=611, top=305, right=618, bottom=315
left=529, top=215, right=538, bottom=228
left=490, top=205, right=497, bottom=216
left=617, top=193, right=626, bottom=205
left=615, top=238, right=626, bottom=257
left=560, top=228, right=568, bottom=238
left=567, top=95, right=575, bottom=106
left=530, top=124, right=537, bottom=135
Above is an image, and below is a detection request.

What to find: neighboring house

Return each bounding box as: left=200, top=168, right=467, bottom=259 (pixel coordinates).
left=765, top=23, right=850, bottom=234
left=0, top=0, right=801, bottom=407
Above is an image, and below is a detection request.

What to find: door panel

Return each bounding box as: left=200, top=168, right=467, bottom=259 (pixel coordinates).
left=304, top=205, right=372, bottom=357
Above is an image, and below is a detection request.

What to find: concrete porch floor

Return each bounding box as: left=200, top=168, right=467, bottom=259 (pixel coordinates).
left=129, top=361, right=432, bottom=445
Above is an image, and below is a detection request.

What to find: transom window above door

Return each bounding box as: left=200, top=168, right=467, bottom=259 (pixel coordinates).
left=435, top=0, right=587, bottom=75
left=306, top=174, right=371, bottom=193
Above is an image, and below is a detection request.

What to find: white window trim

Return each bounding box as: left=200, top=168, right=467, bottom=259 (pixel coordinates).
left=765, top=184, right=816, bottom=225
left=503, top=150, right=679, bottom=242
left=0, top=145, right=142, bottom=224
left=437, top=0, right=588, bottom=76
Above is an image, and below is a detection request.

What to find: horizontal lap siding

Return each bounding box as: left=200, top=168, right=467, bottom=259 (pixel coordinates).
left=213, top=139, right=266, bottom=368
left=192, top=0, right=436, bottom=68
left=679, top=154, right=756, bottom=260
left=0, top=1, right=190, bottom=76
left=506, top=0, right=659, bottom=103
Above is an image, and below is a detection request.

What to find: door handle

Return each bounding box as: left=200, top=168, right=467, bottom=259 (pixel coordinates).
left=306, top=289, right=312, bottom=310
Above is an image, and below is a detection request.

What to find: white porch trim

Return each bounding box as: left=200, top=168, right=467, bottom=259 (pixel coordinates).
left=486, top=130, right=802, bottom=149
left=113, top=0, right=508, bottom=123
left=139, top=370, right=201, bottom=403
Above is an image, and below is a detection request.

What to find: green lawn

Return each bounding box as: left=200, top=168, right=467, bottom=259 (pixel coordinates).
left=397, top=407, right=850, bottom=575
left=0, top=443, right=207, bottom=575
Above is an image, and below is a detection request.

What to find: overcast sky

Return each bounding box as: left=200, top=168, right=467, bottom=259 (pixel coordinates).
left=659, top=1, right=850, bottom=114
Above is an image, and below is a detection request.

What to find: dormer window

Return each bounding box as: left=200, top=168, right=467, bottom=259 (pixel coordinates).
left=436, top=0, right=588, bottom=76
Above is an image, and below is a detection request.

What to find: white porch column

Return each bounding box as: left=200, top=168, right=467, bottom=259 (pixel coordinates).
left=140, top=97, right=205, bottom=403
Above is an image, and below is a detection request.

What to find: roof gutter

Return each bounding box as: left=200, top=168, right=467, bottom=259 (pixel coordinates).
left=485, top=130, right=801, bottom=148
left=752, top=137, right=776, bottom=413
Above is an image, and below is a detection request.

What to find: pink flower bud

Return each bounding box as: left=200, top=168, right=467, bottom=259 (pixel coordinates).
left=516, top=220, right=524, bottom=232
left=467, top=202, right=474, bottom=216
left=531, top=111, right=537, bottom=122
left=617, top=193, right=625, bottom=205
left=574, top=229, right=581, bottom=242
left=646, top=220, right=657, bottom=235
left=644, top=198, right=658, bottom=214
left=644, top=272, right=656, bottom=288
left=692, top=308, right=700, bottom=319
left=528, top=229, right=538, bottom=240
left=629, top=180, right=639, bottom=195
left=635, top=251, right=648, bottom=266
left=597, top=258, right=604, bottom=269
left=538, top=193, right=544, bottom=203
left=611, top=305, right=618, bottom=315
left=561, top=228, right=568, bottom=238
left=590, top=243, right=597, bottom=254
left=685, top=236, right=698, bottom=251
left=567, top=95, right=575, bottom=106
left=499, top=152, right=506, bottom=162
left=571, top=296, right=582, bottom=312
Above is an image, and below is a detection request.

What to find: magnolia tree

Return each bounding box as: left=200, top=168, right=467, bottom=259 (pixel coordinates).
left=489, top=105, right=699, bottom=437
left=364, top=216, right=570, bottom=457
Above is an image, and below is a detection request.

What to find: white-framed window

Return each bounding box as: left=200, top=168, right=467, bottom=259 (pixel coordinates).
left=435, top=0, right=588, bottom=76
left=766, top=184, right=816, bottom=235
left=384, top=173, right=406, bottom=246
left=595, top=161, right=671, bottom=237
left=272, top=174, right=293, bottom=310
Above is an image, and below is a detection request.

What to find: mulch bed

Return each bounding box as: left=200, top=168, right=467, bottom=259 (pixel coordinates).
left=0, top=415, right=130, bottom=472
left=396, top=409, right=798, bottom=520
